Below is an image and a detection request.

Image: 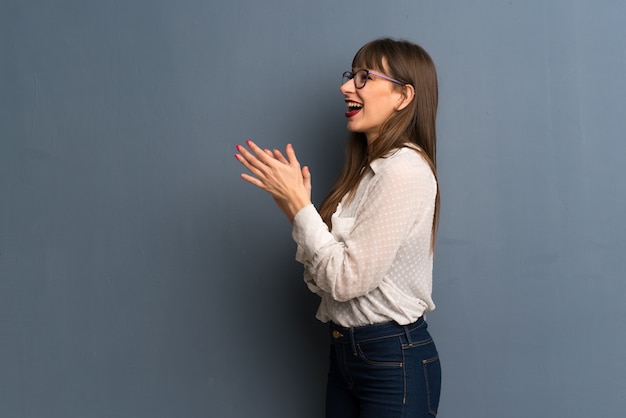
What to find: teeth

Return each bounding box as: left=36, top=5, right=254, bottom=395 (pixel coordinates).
left=347, top=102, right=363, bottom=109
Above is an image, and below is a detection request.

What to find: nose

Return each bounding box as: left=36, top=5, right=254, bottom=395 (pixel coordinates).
left=340, top=78, right=355, bottom=95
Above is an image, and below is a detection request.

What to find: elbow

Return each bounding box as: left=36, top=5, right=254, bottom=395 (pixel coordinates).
left=331, top=282, right=369, bottom=303
left=329, top=265, right=379, bottom=302
left=331, top=290, right=354, bottom=303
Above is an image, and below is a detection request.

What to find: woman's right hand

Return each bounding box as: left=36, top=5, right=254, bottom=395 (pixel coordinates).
left=267, top=147, right=311, bottom=196
left=265, top=148, right=311, bottom=222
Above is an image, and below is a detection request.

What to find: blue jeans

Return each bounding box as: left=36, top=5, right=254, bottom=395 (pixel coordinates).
left=325, top=318, right=441, bottom=418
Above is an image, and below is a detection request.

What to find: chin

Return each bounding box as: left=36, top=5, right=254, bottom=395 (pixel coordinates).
left=346, top=121, right=361, bottom=133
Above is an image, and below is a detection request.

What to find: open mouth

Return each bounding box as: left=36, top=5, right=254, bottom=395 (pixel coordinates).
left=346, top=101, right=363, bottom=117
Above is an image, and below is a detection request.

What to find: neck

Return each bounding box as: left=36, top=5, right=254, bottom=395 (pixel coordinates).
left=365, top=132, right=378, bottom=145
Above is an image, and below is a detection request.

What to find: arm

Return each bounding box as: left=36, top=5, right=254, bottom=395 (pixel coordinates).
left=293, top=155, right=436, bottom=302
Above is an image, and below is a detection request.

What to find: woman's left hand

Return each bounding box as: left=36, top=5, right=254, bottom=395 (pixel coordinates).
left=236, top=140, right=312, bottom=223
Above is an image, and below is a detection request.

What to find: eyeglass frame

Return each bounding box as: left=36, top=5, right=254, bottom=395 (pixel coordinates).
left=342, top=69, right=409, bottom=89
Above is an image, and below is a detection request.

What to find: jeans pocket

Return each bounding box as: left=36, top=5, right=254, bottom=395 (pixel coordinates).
left=422, top=355, right=441, bottom=416
left=355, top=338, right=403, bottom=367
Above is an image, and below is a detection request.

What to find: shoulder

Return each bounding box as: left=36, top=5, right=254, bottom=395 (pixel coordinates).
left=364, top=148, right=437, bottom=201
left=370, top=147, right=434, bottom=180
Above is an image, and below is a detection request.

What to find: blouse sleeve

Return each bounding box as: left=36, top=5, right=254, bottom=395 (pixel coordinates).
left=292, top=154, right=436, bottom=302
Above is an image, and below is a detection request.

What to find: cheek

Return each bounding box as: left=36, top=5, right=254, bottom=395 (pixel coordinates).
left=367, top=98, right=396, bottom=120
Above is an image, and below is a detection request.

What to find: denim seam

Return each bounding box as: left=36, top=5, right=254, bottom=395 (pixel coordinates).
left=401, top=337, right=433, bottom=350
left=355, top=343, right=403, bottom=368
left=332, top=320, right=426, bottom=344
left=401, top=337, right=407, bottom=405
left=422, top=355, right=439, bottom=416
left=349, top=326, right=424, bottom=344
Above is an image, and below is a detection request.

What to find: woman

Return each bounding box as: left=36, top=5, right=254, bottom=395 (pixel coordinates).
left=235, top=38, right=441, bottom=417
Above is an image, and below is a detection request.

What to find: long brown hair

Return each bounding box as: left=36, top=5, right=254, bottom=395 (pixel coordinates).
left=319, top=38, right=440, bottom=250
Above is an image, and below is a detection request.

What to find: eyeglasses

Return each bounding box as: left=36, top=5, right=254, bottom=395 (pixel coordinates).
left=342, top=69, right=407, bottom=89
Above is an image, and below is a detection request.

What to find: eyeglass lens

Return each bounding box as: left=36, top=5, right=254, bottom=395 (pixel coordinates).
left=342, top=70, right=368, bottom=89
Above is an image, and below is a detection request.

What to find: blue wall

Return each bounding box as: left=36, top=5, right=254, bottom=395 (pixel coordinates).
left=2, top=1, right=625, bottom=416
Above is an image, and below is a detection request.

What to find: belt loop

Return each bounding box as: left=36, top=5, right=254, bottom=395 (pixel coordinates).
left=350, top=328, right=357, bottom=356
left=403, top=325, right=413, bottom=346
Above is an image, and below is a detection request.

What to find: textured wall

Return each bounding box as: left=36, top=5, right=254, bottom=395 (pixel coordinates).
left=2, top=0, right=625, bottom=416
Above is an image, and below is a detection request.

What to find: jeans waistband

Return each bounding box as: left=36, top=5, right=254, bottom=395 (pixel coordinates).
left=329, top=317, right=425, bottom=345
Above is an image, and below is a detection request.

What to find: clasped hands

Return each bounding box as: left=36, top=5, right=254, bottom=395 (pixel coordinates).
left=235, top=140, right=312, bottom=224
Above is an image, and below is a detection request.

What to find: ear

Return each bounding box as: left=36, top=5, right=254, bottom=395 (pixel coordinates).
left=396, top=84, right=415, bottom=111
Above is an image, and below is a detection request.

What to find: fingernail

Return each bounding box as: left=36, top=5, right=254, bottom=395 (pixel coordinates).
left=236, top=145, right=242, bottom=151
left=246, top=140, right=251, bottom=146
left=234, top=154, right=240, bottom=160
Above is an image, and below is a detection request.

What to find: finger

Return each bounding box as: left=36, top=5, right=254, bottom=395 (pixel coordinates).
left=284, top=143, right=300, bottom=167
left=272, top=149, right=288, bottom=164
left=235, top=149, right=267, bottom=180
left=240, top=172, right=269, bottom=191
left=245, top=140, right=276, bottom=166
left=302, top=166, right=312, bottom=189
left=236, top=144, right=271, bottom=174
